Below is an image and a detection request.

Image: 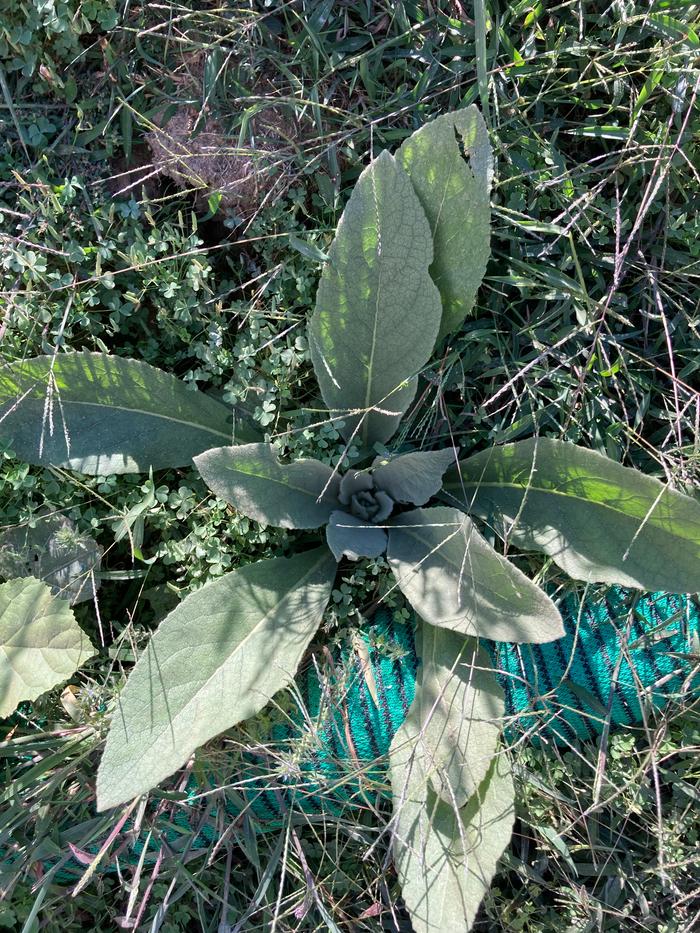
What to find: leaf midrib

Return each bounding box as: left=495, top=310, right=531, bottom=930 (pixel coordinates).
left=363, top=165, right=384, bottom=448
left=393, top=511, right=472, bottom=578
left=226, top=461, right=335, bottom=502
left=449, top=477, right=697, bottom=539
left=391, top=510, right=558, bottom=624
left=33, top=398, right=231, bottom=441
left=112, top=549, right=333, bottom=775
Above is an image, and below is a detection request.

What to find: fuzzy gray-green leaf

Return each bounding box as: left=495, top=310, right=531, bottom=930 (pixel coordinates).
left=0, top=577, right=95, bottom=717
left=387, top=507, right=564, bottom=643
left=390, top=725, right=514, bottom=933
left=0, top=512, right=102, bottom=605
left=397, top=107, right=493, bottom=342
left=445, top=437, right=700, bottom=592
left=326, top=510, right=388, bottom=561
left=0, top=352, right=256, bottom=475
left=96, top=547, right=336, bottom=811
left=373, top=448, right=455, bottom=506
left=194, top=443, right=341, bottom=529
left=412, top=621, right=504, bottom=807
left=308, top=150, right=442, bottom=448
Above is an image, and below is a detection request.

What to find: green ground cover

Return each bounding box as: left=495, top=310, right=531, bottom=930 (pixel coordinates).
left=0, top=1, right=699, bottom=930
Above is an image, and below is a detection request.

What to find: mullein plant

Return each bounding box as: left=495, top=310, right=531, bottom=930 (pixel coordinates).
left=1, top=108, right=699, bottom=930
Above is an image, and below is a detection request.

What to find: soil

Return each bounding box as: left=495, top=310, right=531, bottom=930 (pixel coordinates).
left=145, top=104, right=295, bottom=219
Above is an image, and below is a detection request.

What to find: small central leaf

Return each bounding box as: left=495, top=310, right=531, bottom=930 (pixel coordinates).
left=194, top=443, right=341, bottom=529
left=339, top=467, right=395, bottom=523
left=326, top=511, right=388, bottom=562
left=372, top=448, right=455, bottom=506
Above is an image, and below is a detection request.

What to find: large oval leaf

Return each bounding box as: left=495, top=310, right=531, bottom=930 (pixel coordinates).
left=387, top=507, right=564, bottom=643
left=397, top=106, right=493, bottom=342
left=412, top=620, right=504, bottom=808
left=194, top=443, right=341, bottom=529
left=445, top=438, right=700, bottom=593
left=96, top=548, right=336, bottom=811
left=0, top=577, right=95, bottom=717
left=0, top=352, right=256, bottom=475
left=308, top=150, right=442, bottom=448
left=390, top=723, right=514, bottom=933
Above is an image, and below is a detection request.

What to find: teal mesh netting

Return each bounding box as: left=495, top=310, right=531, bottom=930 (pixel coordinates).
left=10, top=586, right=699, bottom=883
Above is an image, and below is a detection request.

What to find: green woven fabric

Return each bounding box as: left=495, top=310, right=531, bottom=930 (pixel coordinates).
left=16, top=587, right=700, bottom=882
left=494, top=588, right=698, bottom=743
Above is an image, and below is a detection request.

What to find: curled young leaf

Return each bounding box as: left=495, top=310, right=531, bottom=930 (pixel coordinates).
left=194, top=443, right=341, bottom=529
left=390, top=722, right=514, bottom=933
left=339, top=468, right=395, bottom=522
left=397, top=106, right=493, bottom=342
left=445, top=437, right=700, bottom=593
left=326, top=510, right=388, bottom=562
left=338, top=469, right=374, bottom=503
left=96, top=547, right=336, bottom=811
left=0, top=352, right=255, bottom=475
left=373, top=448, right=456, bottom=506
left=387, top=507, right=564, bottom=643
left=308, top=150, right=442, bottom=448
left=0, top=577, right=95, bottom=717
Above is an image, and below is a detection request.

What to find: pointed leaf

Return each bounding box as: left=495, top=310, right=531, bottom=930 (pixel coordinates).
left=390, top=723, right=514, bottom=933
left=96, top=548, right=336, bottom=811
left=387, top=507, right=564, bottom=643
left=326, top=510, right=388, bottom=561
left=308, top=150, right=442, bottom=448
left=412, top=620, right=504, bottom=807
left=0, top=352, right=257, bottom=475
left=445, top=438, right=700, bottom=592
left=0, top=512, right=102, bottom=605
left=373, top=448, right=455, bottom=506
left=0, top=577, right=96, bottom=717
left=194, top=443, right=341, bottom=529
left=397, top=107, right=493, bottom=341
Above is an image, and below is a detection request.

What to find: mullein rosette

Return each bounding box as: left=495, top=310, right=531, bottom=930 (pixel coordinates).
left=2, top=105, right=699, bottom=933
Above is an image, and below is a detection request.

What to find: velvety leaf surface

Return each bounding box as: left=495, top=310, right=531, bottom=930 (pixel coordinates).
left=326, top=510, right=388, bottom=561
left=0, top=512, right=102, bottom=605
left=194, top=443, right=341, bottom=529
left=396, top=107, right=493, bottom=342
left=96, top=548, right=336, bottom=811
left=0, top=352, right=256, bottom=474
left=338, top=469, right=374, bottom=504
left=445, top=437, right=700, bottom=592
left=412, top=621, right=504, bottom=807
left=387, top=507, right=564, bottom=643
left=390, top=723, right=514, bottom=933
left=308, top=150, right=442, bottom=448
left=373, top=448, right=456, bottom=506
left=0, top=577, right=95, bottom=717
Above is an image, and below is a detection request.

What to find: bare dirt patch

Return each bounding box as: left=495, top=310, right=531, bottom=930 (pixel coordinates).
left=145, top=105, right=295, bottom=219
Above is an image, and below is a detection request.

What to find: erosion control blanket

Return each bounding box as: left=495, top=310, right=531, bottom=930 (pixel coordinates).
left=14, top=587, right=700, bottom=882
